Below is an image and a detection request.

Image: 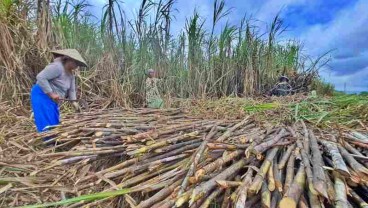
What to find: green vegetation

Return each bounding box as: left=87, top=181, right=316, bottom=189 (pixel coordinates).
left=0, top=0, right=329, bottom=106
left=242, top=93, right=368, bottom=127
left=18, top=188, right=131, bottom=208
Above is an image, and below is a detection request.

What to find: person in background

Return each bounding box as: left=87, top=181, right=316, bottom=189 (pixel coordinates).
left=31, top=49, right=87, bottom=133
left=270, top=75, right=293, bottom=96
left=145, top=69, right=163, bottom=108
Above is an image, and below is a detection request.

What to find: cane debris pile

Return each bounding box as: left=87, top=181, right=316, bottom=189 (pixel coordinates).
left=1, top=108, right=368, bottom=208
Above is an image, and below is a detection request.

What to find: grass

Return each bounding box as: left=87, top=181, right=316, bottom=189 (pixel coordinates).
left=242, top=93, right=368, bottom=128
left=294, top=93, right=368, bottom=125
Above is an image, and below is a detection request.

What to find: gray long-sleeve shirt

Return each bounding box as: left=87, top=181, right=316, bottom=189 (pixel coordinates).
left=36, top=61, right=77, bottom=100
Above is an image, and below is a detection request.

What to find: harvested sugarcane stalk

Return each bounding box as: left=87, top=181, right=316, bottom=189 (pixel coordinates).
left=267, top=161, right=276, bottom=191
left=244, top=195, right=262, bottom=207
left=233, top=167, right=254, bottom=208
left=270, top=190, right=281, bottom=208
left=301, top=120, right=310, bottom=153
left=347, top=187, right=368, bottom=208
left=216, top=118, right=250, bottom=142
left=278, top=144, right=295, bottom=170
left=179, top=127, right=217, bottom=195
left=273, top=157, right=283, bottom=193
left=127, top=131, right=200, bottom=155
left=190, top=197, right=207, bottom=208
left=249, top=148, right=279, bottom=194
left=279, top=165, right=306, bottom=208
left=296, top=139, right=318, bottom=195
left=284, top=150, right=296, bottom=193
left=207, top=143, right=248, bottom=150
left=321, top=140, right=351, bottom=176
left=154, top=138, right=202, bottom=153
left=262, top=181, right=271, bottom=208
left=251, top=129, right=287, bottom=154
left=298, top=194, right=309, bottom=208
left=308, top=186, right=322, bottom=208
left=334, top=172, right=348, bottom=208
left=338, top=145, right=368, bottom=177
left=2, top=107, right=368, bottom=208
left=309, top=130, right=329, bottom=199
left=221, top=188, right=231, bottom=208
left=188, top=159, right=249, bottom=206
left=199, top=188, right=223, bottom=208
left=216, top=180, right=243, bottom=188
left=104, top=154, right=188, bottom=179
left=194, top=150, right=242, bottom=182
left=325, top=172, right=336, bottom=202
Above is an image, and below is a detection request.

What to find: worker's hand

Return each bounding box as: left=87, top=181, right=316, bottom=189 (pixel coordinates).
left=72, top=102, right=81, bottom=113
left=48, top=93, right=60, bottom=102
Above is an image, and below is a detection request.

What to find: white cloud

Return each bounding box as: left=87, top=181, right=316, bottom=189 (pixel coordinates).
left=321, top=66, right=368, bottom=92
left=301, top=0, right=368, bottom=56
left=255, top=0, right=308, bottom=22
left=295, top=0, right=368, bottom=91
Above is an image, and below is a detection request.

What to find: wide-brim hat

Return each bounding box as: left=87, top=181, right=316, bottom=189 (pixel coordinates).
left=51, top=49, right=87, bottom=67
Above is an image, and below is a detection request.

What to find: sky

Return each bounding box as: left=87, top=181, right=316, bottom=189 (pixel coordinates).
left=90, top=0, right=368, bottom=92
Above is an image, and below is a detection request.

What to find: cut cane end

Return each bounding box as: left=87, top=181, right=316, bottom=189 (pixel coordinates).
left=279, top=197, right=297, bottom=208
left=95, top=131, right=103, bottom=137
left=175, top=198, right=186, bottom=207
left=195, top=169, right=204, bottom=181
left=189, top=177, right=196, bottom=184
left=268, top=184, right=275, bottom=192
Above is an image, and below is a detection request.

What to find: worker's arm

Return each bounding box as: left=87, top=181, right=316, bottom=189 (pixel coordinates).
left=36, top=63, right=63, bottom=100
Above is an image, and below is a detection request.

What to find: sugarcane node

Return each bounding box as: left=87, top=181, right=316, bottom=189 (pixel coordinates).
left=188, top=176, right=196, bottom=184
left=256, top=153, right=264, bottom=160
left=216, top=180, right=229, bottom=188
left=61, top=132, right=69, bottom=137
left=195, top=169, right=205, bottom=181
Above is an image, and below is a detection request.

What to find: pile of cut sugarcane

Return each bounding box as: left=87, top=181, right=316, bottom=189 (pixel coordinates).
left=1, top=108, right=368, bottom=208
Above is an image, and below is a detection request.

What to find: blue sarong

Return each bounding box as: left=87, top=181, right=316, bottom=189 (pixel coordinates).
left=30, top=85, right=60, bottom=132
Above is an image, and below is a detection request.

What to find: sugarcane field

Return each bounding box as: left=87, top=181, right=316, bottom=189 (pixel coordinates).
left=1, top=0, right=368, bottom=208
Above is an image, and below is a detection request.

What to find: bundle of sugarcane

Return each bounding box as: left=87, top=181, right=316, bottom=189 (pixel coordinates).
left=1, top=108, right=368, bottom=208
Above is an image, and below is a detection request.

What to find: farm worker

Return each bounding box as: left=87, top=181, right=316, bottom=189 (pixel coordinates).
left=30, top=49, right=87, bottom=132
left=145, top=69, right=163, bottom=108
left=270, top=75, right=293, bottom=96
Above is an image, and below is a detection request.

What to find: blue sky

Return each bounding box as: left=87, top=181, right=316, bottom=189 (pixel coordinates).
left=90, top=0, right=368, bottom=92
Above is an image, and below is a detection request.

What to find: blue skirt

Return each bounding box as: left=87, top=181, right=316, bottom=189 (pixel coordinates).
left=30, top=85, right=60, bottom=132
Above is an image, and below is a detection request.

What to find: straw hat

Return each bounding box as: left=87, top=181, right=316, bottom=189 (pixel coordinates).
left=51, top=49, right=87, bottom=67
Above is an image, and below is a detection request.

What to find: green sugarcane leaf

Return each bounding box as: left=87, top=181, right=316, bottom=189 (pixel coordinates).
left=294, top=103, right=299, bottom=121
left=316, top=111, right=329, bottom=124
left=17, top=188, right=131, bottom=208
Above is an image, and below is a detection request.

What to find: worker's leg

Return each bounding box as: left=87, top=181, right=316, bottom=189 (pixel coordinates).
left=30, top=85, right=60, bottom=133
